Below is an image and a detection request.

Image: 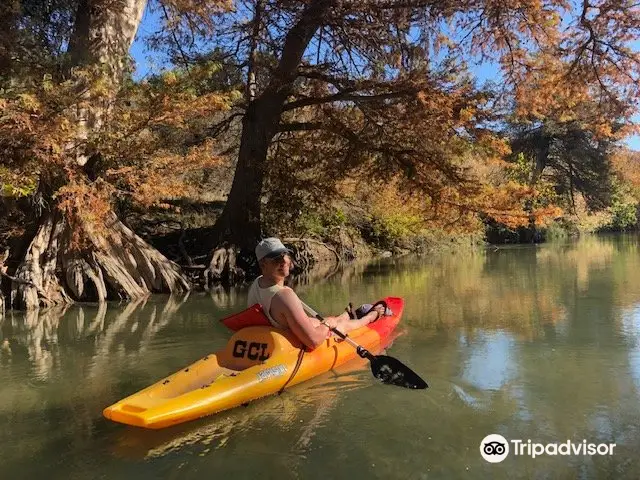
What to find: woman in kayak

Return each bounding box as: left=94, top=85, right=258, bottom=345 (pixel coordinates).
left=247, top=237, right=384, bottom=349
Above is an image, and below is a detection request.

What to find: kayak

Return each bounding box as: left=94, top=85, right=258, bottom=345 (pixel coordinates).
left=103, top=296, right=403, bottom=429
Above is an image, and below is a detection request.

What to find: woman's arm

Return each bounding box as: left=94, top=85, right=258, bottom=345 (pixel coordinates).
left=271, top=288, right=333, bottom=348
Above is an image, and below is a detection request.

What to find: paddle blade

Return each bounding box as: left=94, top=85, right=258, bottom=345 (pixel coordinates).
left=371, top=355, right=428, bottom=389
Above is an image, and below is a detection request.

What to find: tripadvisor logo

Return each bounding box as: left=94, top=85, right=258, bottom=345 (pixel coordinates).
left=480, top=434, right=509, bottom=463
left=480, top=434, right=616, bottom=463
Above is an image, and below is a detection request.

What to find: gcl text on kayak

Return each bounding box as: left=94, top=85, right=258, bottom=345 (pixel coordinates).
left=232, top=340, right=270, bottom=361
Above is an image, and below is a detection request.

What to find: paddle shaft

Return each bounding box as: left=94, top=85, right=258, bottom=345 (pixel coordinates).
left=300, top=300, right=376, bottom=362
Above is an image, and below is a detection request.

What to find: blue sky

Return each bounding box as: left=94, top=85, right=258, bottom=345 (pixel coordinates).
left=129, top=8, right=164, bottom=79
left=129, top=10, right=640, bottom=151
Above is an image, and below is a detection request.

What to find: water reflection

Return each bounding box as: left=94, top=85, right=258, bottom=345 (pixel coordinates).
left=0, top=294, right=196, bottom=382
left=460, top=330, right=517, bottom=392
left=2, top=236, right=640, bottom=478
left=208, top=286, right=238, bottom=309
left=620, top=305, right=640, bottom=391
left=112, top=359, right=370, bottom=461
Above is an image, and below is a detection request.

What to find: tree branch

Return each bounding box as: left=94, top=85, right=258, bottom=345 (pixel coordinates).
left=161, top=3, right=191, bottom=72
left=296, top=68, right=351, bottom=88
left=278, top=121, right=326, bottom=132
left=267, top=0, right=335, bottom=95
left=283, top=88, right=419, bottom=111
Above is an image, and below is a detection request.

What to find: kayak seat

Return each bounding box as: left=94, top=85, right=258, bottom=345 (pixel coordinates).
left=220, top=304, right=271, bottom=331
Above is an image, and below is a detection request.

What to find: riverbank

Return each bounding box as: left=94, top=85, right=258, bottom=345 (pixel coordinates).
left=139, top=208, right=483, bottom=288
left=109, top=194, right=483, bottom=287
left=1, top=190, right=637, bottom=307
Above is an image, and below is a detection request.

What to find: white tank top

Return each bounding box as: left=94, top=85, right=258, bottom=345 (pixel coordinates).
left=247, top=276, right=288, bottom=329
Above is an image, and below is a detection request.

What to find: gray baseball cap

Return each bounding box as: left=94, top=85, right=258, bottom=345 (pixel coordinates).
left=255, top=237, right=292, bottom=261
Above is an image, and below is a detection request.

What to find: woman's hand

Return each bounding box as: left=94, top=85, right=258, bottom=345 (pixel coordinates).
left=322, top=316, right=339, bottom=330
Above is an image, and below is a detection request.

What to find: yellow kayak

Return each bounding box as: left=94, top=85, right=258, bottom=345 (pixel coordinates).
left=103, top=296, right=403, bottom=429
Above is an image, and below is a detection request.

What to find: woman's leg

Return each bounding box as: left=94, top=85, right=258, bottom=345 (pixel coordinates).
left=334, top=305, right=384, bottom=333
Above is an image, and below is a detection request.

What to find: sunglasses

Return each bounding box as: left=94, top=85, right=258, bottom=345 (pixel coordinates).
left=266, top=253, right=290, bottom=263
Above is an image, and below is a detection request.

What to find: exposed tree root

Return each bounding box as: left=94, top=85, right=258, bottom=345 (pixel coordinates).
left=283, top=237, right=342, bottom=269
left=9, top=211, right=190, bottom=310
left=202, top=237, right=346, bottom=287
left=203, top=243, right=247, bottom=289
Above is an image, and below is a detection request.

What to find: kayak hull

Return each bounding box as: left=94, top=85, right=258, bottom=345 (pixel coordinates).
left=103, top=296, right=403, bottom=429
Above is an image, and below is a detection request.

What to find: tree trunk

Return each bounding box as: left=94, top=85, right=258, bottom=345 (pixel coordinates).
left=0, top=2, right=18, bottom=82
left=6, top=0, right=191, bottom=310
left=214, top=97, right=282, bottom=251
left=0, top=249, right=7, bottom=318
left=568, top=160, right=576, bottom=214
left=207, top=0, right=333, bottom=283
left=67, top=0, right=147, bottom=165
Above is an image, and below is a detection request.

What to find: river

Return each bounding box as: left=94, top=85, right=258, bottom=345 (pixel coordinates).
left=2, top=235, right=640, bottom=478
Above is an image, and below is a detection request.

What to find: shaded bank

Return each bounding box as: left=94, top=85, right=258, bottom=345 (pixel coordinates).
left=0, top=196, right=487, bottom=315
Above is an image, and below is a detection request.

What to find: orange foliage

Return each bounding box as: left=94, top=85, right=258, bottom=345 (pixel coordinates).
left=1, top=63, right=234, bottom=242
left=55, top=179, right=115, bottom=249
left=512, top=51, right=637, bottom=141
left=611, top=148, right=640, bottom=197
left=156, top=0, right=234, bottom=32
left=504, top=1, right=640, bottom=141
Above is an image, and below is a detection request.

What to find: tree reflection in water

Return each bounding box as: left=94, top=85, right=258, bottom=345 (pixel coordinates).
left=4, top=237, right=640, bottom=478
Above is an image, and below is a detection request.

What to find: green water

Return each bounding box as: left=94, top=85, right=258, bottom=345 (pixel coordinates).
left=2, top=235, right=640, bottom=479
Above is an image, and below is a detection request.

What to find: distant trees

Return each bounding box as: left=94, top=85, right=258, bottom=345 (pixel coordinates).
left=509, top=122, right=614, bottom=212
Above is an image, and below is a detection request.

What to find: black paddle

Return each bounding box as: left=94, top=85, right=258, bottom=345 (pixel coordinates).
left=301, top=301, right=428, bottom=390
